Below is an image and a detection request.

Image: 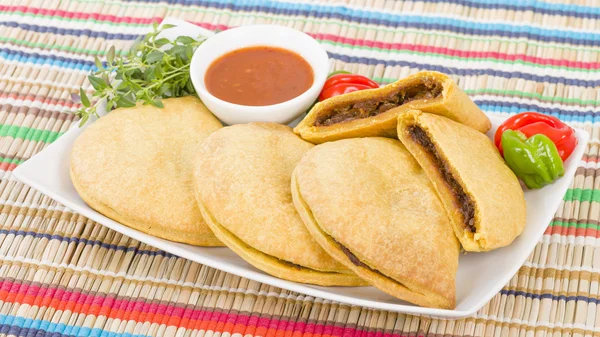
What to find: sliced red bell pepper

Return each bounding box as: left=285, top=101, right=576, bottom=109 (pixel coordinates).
left=323, top=74, right=379, bottom=91
left=318, top=83, right=374, bottom=102
left=494, top=112, right=577, bottom=162
left=318, top=72, right=379, bottom=101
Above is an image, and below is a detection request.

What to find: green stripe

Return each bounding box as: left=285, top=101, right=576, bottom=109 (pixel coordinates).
left=4, top=31, right=594, bottom=73
left=0, top=35, right=127, bottom=56
left=0, top=156, right=23, bottom=165
left=0, top=124, right=63, bottom=143
left=463, top=88, right=600, bottom=106
left=317, top=40, right=598, bottom=72
left=563, top=188, right=600, bottom=203
left=6, top=2, right=600, bottom=54
left=372, top=77, right=600, bottom=106
left=2, top=40, right=600, bottom=106
left=550, top=220, right=600, bottom=230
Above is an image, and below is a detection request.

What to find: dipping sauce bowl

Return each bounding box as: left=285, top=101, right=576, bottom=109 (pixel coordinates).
left=190, top=25, right=329, bottom=125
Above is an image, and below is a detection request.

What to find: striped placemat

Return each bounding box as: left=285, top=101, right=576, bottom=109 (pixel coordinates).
left=1, top=0, right=599, bottom=336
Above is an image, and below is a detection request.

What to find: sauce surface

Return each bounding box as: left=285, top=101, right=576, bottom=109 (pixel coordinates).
left=205, top=46, right=314, bottom=106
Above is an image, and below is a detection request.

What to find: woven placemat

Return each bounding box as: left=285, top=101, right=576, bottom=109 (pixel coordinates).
left=1, top=0, right=599, bottom=336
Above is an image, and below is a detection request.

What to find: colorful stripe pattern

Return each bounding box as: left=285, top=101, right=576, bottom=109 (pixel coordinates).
left=1, top=0, right=599, bottom=336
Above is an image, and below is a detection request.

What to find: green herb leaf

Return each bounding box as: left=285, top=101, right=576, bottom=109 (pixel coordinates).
left=151, top=99, right=164, bottom=108
left=169, top=45, right=187, bottom=58
left=185, top=80, right=195, bottom=93
left=79, top=114, right=89, bottom=127
left=106, top=46, right=115, bottom=65
left=116, top=94, right=137, bottom=108
left=145, top=66, right=156, bottom=80
left=145, top=51, right=164, bottom=64
left=116, top=81, right=130, bottom=91
left=174, top=53, right=184, bottom=67
left=154, top=65, right=163, bottom=79
left=102, top=73, right=111, bottom=88
left=79, top=88, right=90, bottom=108
left=184, top=45, right=193, bottom=60
left=88, top=75, right=106, bottom=91
left=72, top=23, right=204, bottom=126
left=161, top=23, right=176, bottom=29
left=175, top=36, right=195, bottom=45
left=94, top=56, right=103, bottom=70
left=154, top=38, right=170, bottom=47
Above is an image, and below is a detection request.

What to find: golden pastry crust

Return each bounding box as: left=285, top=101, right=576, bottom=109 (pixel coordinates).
left=397, top=111, right=526, bottom=252
left=294, top=71, right=491, bottom=144
left=193, top=122, right=365, bottom=286
left=292, top=137, right=459, bottom=308
left=70, top=96, right=224, bottom=246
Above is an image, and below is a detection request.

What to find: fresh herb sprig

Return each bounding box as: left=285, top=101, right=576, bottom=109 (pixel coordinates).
left=74, top=23, right=205, bottom=126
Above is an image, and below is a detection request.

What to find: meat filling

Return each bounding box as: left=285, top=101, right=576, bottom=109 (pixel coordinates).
left=315, top=79, right=443, bottom=127
left=408, top=125, right=476, bottom=233
left=338, top=243, right=369, bottom=268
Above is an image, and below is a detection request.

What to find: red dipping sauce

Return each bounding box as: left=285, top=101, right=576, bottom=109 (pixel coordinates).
left=205, top=46, right=314, bottom=106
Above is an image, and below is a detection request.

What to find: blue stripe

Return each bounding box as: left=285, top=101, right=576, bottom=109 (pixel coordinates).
left=0, top=48, right=94, bottom=71
left=0, top=21, right=142, bottom=41
left=330, top=53, right=600, bottom=87
left=420, top=0, right=600, bottom=18
left=3, top=46, right=600, bottom=90
left=169, top=0, right=600, bottom=45
left=4, top=1, right=600, bottom=47
left=500, top=289, right=599, bottom=304
left=143, top=0, right=600, bottom=24
left=134, top=0, right=600, bottom=19
left=0, top=291, right=593, bottom=337
left=0, top=229, right=176, bottom=258
left=474, top=101, right=599, bottom=123
left=0, top=314, right=151, bottom=337
left=445, top=0, right=600, bottom=16
left=3, top=49, right=599, bottom=123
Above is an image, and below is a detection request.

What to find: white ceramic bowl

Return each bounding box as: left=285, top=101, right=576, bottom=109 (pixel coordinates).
left=190, top=25, right=329, bottom=125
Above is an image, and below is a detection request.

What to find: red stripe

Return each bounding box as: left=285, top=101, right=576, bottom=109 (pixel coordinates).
left=311, top=33, right=600, bottom=69
left=0, top=279, right=410, bottom=337
left=193, top=22, right=229, bottom=32
left=1, top=5, right=598, bottom=70
left=581, top=155, right=598, bottom=163
left=545, top=224, right=600, bottom=238
left=0, top=5, right=161, bottom=24
left=189, top=22, right=600, bottom=69
left=0, top=162, right=17, bottom=172
left=0, top=92, right=76, bottom=108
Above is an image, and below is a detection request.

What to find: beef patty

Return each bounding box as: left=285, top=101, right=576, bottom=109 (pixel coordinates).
left=407, top=125, right=476, bottom=233
left=315, top=78, right=443, bottom=127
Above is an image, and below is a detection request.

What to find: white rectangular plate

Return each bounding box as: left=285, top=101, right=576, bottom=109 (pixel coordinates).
left=13, top=18, right=589, bottom=319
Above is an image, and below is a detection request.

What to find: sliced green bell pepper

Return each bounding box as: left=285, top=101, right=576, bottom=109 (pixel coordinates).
left=501, top=130, right=565, bottom=189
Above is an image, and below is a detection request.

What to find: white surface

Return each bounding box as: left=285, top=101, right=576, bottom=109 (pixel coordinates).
left=190, top=24, right=329, bottom=125
left=13, top=18, right=590, bottom=319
